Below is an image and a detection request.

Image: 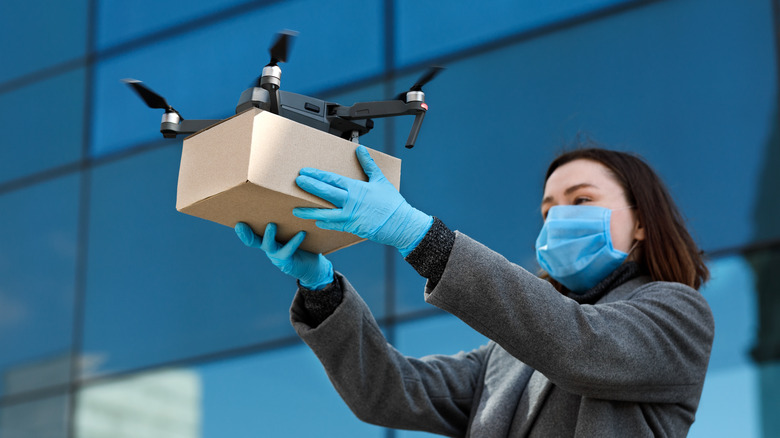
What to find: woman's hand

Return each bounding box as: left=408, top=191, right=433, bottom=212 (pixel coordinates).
left=235, top=222, right=334, bottom=290
left=292, top=145, right=432, bottom=257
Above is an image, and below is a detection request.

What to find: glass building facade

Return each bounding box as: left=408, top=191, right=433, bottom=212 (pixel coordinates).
left=0, top=0, right=778, bottom=436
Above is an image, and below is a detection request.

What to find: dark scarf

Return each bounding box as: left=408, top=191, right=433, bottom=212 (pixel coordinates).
left=565, top=262, right=643, bottom=305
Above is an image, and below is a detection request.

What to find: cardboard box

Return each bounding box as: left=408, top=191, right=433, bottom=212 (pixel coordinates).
left=176, top=108, right=402, bottom=254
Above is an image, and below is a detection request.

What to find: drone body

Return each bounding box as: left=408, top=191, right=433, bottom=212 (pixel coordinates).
left=125, top=31, right=442, bottom=149
left=234, top=88, right=373, bottom=142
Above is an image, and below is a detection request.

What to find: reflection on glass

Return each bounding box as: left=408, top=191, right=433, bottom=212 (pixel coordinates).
left=690, top=247, right=780, bottom=438
left=0, top=68, right=85, bottom=185
left=4, top=355, right=71, bottom=397
left=91, top=0, right=383, bottom=157
left=75, top=345, right=386, bottom=437
left=395, top=313, right=488, bottom=358
left=96, top=0, right=248, bottom=50
left=76, top=369, right=201, bottom=438
left=690, top=364, right=760, bottom=437
left=0, top=393, right=69, bottom=438
left=749, top=105, right=780, bottom=362
left=700, top=256, right=756, bottom=371
left=758, top=362, right=780, bottom=437
left=747, top=100, right=780, bottom=438
left=82, top=145, right=297, bottom=377
left=395, top=0, right=636, bottom=67
left=0, top=174, right=79, bottom=397
left=690, top=255, right=758, bottom=436
left=198, top=345, right=385, bottom=437
left=0, top=0, right=88, bottom=84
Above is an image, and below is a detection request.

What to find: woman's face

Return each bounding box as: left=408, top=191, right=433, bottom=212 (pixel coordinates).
left=541, top=159, right=645, bottom=253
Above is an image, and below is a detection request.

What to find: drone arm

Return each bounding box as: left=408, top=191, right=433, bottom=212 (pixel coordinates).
left=335, top=99, right=429, bottom=148
left=405, top=111, right=425, bottom=149
left=160, top=119, right=222, bottom=138
left=268, top=89, right=281, bottom=115
left=335, top=100, right=411, bottom=119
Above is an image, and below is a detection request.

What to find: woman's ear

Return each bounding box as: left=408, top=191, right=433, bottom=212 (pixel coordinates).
left=633, top=219, right=646, bottom=242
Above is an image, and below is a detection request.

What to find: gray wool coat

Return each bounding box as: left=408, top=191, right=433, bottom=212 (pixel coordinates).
left=290, top=232, right=715, bottom=437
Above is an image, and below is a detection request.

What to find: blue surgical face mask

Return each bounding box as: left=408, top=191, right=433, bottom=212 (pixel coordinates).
left=535, top=205, right=631, bottom=293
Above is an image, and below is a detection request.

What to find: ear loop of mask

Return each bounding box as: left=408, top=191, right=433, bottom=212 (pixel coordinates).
left=626, top=240, right=641, bottom=258
left=614, top=205, right=640, bottom=258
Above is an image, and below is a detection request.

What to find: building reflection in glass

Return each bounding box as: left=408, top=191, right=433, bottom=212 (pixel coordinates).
left=75, top=369, right=201, bottom=438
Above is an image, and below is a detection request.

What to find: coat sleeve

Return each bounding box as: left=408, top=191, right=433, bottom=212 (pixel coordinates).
left=424, top=232, right=714, bottom=404
left=291, top=272, right=487, bottom=437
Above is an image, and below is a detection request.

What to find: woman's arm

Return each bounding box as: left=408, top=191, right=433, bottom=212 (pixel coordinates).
left=423, top=232, right=714, bottom=404
left=291, top=273, right=487, bottom=437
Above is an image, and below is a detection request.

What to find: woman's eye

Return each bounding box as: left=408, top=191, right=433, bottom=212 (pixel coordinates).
left=573, top=197, right=591, bottom=205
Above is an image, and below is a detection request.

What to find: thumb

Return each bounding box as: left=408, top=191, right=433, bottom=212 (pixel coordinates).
left=355, top=145, right=386, bottom=182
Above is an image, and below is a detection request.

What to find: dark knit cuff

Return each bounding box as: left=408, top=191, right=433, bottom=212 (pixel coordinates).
left=565, top=261, right=642, bottom=305
left=404, top=217, right=455, bottom=286
left=298, top=276, right=344, bottom=327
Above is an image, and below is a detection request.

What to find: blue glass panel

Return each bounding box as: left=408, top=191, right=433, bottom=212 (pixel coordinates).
left=395, top=313, right=488, bottom=357
left=199, top=345, right=385, bottom=437
left=75, top=346, right=385, bottom=437
left=693, top=251, right=780, bottom=438
left=82, top=145, right=300, bottom=377
left=91, top=0, right=383, bottom=157
left=0, top=0, right=88, bottom=84
left=395, top=0, right=639, bottom=67
left=0, top=175, right=79, bottom=397
left=96, top=0, right=248, bottom=50
left=701, top=256, right=756, bottom=371
left=0, top=393, right=69, bottom=438
left=0, top=69, right=85, bottom=185
left=396, top=0, right=776, bottom=312
left=690, top=364, right=760, bottom=437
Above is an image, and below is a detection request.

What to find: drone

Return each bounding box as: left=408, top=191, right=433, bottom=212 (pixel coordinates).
left=124, top=30, right=443, bottom=149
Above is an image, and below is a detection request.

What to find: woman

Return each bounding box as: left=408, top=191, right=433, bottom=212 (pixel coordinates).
left=235, top=146, right=714, bottom=437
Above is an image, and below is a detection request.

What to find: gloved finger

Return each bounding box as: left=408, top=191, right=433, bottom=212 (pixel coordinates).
left=235, top=222, right=262, bottom=249
left=295, top=175, right=348, bottom=207
left=314, top=220, right=343, bottom=231
left=299, top=167, right=352, bottom=190
left=275, top=230, right=306, bottom=260
left=355, top=145, right=386, bottom=182
left=293, top=207, right=347, bottom=222
left=260, top=222, right=280, bottom=254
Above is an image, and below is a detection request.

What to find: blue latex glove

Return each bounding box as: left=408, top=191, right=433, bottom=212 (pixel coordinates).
left=235, top=222, right=334, bottom=290
left=292, top=145, right=433, bottom=257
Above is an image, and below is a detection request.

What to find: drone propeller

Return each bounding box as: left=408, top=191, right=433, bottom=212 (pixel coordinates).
left=269, top=30, right=297, bottom=66
left=396, top=66, right=444, bottom=100
left=410, top=66, right=444, bottom=91
left=255, top=30, right=298, bottom=88
left=122, top=78, right=178, bottom=114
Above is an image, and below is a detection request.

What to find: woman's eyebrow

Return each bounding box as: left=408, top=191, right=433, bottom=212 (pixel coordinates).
left=565, top=183, right=598, bottom=195
left=541, top=183, right=598, bottom=206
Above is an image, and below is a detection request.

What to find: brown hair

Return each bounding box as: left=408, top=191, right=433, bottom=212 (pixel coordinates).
left=544, top=147, right=710, bottom=290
